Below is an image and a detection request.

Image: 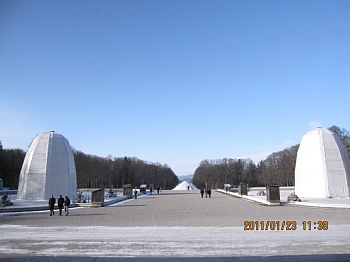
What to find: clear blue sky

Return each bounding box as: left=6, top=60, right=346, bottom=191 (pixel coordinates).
left=1, top=1, right=350, bottom=176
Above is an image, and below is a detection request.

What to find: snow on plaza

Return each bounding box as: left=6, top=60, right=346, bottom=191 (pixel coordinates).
left=1, top=182, right=350, bottom=260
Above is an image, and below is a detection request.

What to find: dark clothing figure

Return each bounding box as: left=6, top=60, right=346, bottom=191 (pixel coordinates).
left=150, top=188, right=153, bottom=195
left=48, top=195, right=56, bottom=216
left=157, top=187, right=160, bottom=194
left=1, top=193, right=8, bottom=202
left=57, top=195, right=64, bottom=215
left=64, top=196, right=70, bottom=216
left=200, top=189, right=205, bottom=198
left=207, top=189, right=212, bottom=198
left=134, top=189, right=138, bottom=199
left=188, top=186, right=190, bottom=190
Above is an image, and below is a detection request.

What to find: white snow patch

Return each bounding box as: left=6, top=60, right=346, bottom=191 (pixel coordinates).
left=173, top=181, right=198, bottom=190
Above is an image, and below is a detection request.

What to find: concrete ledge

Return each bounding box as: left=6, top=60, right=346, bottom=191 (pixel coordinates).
left=288, top=200, right=350, bottom=209
left=217, top=189, right=350, bottom=209
left=216, top=189, right=280, bottom=206
left=66, top=196, right=130, bottom=207
left=71, top=196, right=129, bottom=208
left=105, top=196, right=129, bottom=205
left=0, top=203, right=79, bottom=213
left=0, top=196, right=129, bottom=213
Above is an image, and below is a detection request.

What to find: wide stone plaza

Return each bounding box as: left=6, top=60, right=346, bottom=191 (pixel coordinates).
left=0, top=190, right=350, bottom=261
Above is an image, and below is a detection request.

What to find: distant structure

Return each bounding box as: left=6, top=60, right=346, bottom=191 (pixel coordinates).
left=295, top=127, right=350, bottom=198
left=17, top=131, right=77, bottom=200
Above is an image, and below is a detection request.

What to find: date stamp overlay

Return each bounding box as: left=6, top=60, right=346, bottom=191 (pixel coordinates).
left=243, top=221, right=329, bottom=231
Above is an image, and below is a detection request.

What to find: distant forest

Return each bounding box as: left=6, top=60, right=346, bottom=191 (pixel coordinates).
left=192, top=125, right=350, bottom=189
left=1, top=125, right=349, bottom=190
left=73, top=150, right=179, bottom=190
left=0, top=146, right=179, bottom=190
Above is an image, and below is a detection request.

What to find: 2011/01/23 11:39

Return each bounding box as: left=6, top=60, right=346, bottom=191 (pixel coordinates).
left=243, top=221, right=329, bottom=230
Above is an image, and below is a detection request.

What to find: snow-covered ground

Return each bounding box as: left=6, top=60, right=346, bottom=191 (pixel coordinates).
left=0, top=225, right=349, bottom=257
left=172, top=181, right=198, bottom=190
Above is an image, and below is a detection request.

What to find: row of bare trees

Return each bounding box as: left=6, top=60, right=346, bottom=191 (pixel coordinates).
left=191, top=145, right=300, bottom=189
left=0, top=142, right=25, bottom=189
left=192, top=125, right=350, bottom=189
left=73, top=149, right=179, bottom=189
left=0, top=142, right=178, bottom=190
left=192, top=158, right=258, bottom=189
left=255, top=145, right=299, bottom=186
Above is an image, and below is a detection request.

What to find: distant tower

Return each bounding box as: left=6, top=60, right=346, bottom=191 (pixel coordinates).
left=17, top=131, right=77, bottom=200
left=295, top=127, right=350, bottom=198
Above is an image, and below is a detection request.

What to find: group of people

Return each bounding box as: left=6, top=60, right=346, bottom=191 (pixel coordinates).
left=48, top=195, right=70, bottom=216
left=200, top=188, right=212, bottom=198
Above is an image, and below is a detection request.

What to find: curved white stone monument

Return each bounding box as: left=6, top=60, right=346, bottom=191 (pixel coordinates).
left=295, top=127, right=350, bottom=198
left=17, top=131, right=77, bottom=200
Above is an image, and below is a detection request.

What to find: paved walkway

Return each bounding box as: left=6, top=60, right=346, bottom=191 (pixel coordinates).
left=0, top=190, right=350, bottom=261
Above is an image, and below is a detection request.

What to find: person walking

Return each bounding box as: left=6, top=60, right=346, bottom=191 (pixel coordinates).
left=134, top=189, right=138, bottom=199
left=200, top=188, right=204, bottom=198
left=64, top=196, right=70, bottom=216
left=208, top=188, right=212, bottom=198
left=48, top=195, right=56, bottom=216
left=57, top=195, right=64, bottom=215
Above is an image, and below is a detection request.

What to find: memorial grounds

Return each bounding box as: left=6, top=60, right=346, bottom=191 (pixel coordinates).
left=0, top=190, right=350, bottom=261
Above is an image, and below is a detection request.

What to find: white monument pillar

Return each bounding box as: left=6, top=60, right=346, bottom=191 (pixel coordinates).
left=295, top=127, right=350, bottom=198
left=17, top=131, right=77, bottom=200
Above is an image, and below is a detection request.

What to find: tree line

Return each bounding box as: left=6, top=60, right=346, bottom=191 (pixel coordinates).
left=73, top=149, right=179, bottom=189
left=0, top=142, right=25, bottom=189
left=192, top=158, right=258, bottom=189
left=192, top=125, right=350, bottom=189
left=0, top=141, right=178, bottom=190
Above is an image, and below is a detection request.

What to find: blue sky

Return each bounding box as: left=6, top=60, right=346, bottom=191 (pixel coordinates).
left=1, top=1, right=350, bottom=176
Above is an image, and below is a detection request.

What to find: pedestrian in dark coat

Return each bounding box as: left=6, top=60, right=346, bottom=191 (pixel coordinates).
left=57, top=195, right=64, bottom=215
left=48, top=195, right=56, bottom=216
left=208, top=189, right=212, bottom=198
left=64, top=196, right=70, bottom=216
left=200, top=189, right=204, bottom=198
left=134, top=189, right=138, bottom=199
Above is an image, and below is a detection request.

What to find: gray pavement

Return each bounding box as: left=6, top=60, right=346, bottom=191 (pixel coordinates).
left=0, top=190, right=350, bottom=261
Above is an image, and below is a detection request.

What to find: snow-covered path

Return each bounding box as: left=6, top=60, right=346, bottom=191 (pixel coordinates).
left=1, top=225, right=350, bottom=258
left=172, top=181, right=198, bottom=190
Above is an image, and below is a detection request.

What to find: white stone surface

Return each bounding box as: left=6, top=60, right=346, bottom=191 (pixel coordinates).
left=295, top=128, right=350, bottom=198
left=17, top=131, right=77, bottom=200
